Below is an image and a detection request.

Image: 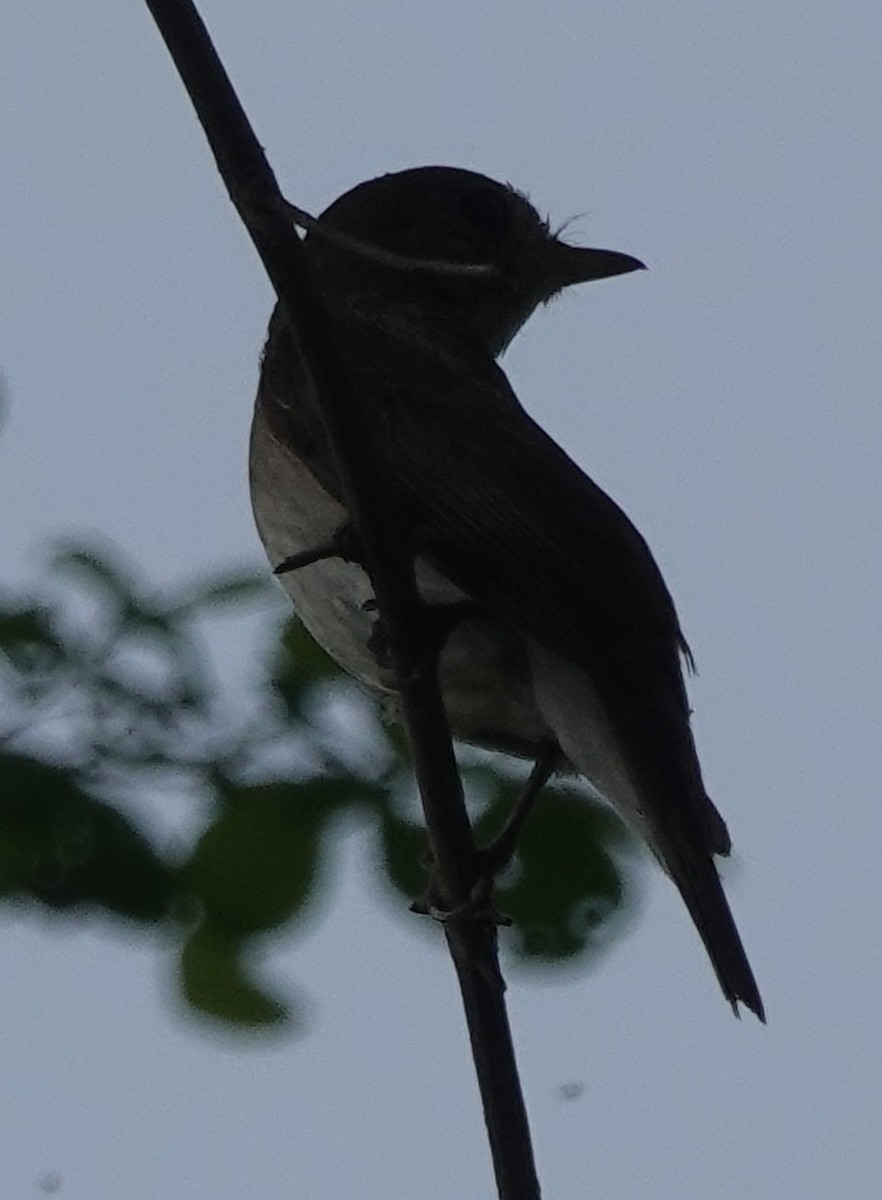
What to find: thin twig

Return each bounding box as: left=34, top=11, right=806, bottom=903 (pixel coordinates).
left=141, top=4, right=541, bottom=1197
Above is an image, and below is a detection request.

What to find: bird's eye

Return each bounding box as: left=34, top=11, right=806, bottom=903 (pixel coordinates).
left=456, top=185, right=514, bottom=240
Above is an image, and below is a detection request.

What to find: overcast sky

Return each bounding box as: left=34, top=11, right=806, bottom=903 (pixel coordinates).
left=3, top=2, right=882, bottom=1197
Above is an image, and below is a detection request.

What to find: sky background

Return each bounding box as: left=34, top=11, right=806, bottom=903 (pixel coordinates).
left=3, top=1, right=882, bottom=1196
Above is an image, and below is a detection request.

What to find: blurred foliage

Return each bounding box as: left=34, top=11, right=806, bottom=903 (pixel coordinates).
left=0, top=541, right=639, bottom=1031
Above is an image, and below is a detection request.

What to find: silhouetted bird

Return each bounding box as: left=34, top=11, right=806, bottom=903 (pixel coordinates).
left=250, top=166, right=764, bottom=1020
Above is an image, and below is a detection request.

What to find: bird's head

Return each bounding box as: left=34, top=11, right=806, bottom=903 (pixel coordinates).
left=308, top=166, right=644, bottom=356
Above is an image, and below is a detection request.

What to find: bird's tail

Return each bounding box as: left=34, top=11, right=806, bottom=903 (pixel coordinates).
left=526, top=643, right=764, bottom=1020
left=661, top=832, right=765, bottom=1021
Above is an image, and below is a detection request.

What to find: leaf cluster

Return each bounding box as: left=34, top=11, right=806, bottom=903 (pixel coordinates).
left=0, top=542, right=639, bottom=1030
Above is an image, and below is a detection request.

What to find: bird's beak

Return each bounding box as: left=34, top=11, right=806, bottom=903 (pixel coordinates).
left=542, top=240, right=646, bottom=293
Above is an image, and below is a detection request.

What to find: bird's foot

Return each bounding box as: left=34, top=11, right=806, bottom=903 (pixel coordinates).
left=410, top=743, right=561, bottom=933
left=410, top=872, right=512, bottom=928
left=273, top=522, right=362, bottom=575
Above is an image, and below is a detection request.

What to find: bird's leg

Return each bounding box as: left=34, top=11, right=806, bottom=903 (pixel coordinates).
left=478, top=742, right=563, bottom=874
left=412, top=742, right=563, bottom=928
left=273, top=522, right=361, bottom=576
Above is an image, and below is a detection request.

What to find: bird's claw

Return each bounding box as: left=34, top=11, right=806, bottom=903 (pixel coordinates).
left=412, top=882, right=512, bottom=928
left=273, top=522, right=362, bottom=575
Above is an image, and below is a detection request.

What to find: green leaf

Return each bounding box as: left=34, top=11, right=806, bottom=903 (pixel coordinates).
left=491, top=782, right=637, bottom=964
left=179, top=922, right=290, bottom=1028
left=186, top=780, right=354, bottom=936
left=378, top=807, right=431, bottom=901
left=269, top=618, right=343, bottom=717
left=0, top=605, right=58, bottom=649
left=0, top=604, right=65, bottom=672
left=0, top=753, right=175, bottom=921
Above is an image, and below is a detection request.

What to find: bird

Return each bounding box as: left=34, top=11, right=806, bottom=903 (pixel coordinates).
left=249, top=165, right=764, bottom=1021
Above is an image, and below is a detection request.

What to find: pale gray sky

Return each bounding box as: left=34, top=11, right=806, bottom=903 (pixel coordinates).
left=3, top=2, right=882, bottom=1197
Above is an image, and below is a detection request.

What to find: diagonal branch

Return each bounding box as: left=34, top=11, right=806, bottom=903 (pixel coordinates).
left=142, top=3, right=541, bottom=1198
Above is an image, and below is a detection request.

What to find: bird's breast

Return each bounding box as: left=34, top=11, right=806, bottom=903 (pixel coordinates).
left=249, top=405, right=551, bottom=755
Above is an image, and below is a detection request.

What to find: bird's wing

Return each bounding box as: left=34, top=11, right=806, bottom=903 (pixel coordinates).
left=378, top=337, right=710, bottom=802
